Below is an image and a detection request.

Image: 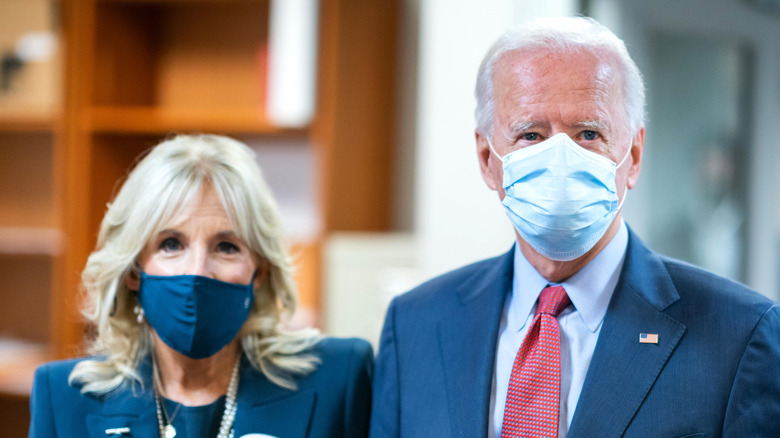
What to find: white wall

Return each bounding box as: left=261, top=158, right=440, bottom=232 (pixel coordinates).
left=324, top=0, right=580, bottom=343
left=413, top=0, right=578, bottom=279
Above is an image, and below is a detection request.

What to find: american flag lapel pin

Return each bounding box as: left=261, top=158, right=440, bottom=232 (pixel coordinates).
left=639, top=333, right=659, bottom=344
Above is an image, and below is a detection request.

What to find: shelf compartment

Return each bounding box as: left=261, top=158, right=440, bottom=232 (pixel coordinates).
left=93, top=1, right=270, bottom=110
left=0, top=254, right=52, bottom=345
left=0, top=132, right=56, bottom=228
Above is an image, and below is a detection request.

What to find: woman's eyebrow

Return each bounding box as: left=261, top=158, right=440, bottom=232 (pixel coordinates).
left=215, top=231, right=240, bottom=240
left=157, top=229, right=183, bottom=238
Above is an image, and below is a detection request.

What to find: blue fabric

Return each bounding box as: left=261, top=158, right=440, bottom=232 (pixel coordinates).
left=29, top=337, right=373, bottom=438
left=369, top=228, right=780, bottom=437
left=138, top=273, right=255, bottom=359
left=162, top=395, right=224, bottom=438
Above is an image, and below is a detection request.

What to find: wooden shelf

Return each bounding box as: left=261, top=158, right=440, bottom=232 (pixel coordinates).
left=97, top=0, right=263, bottom=3
left=88, top=106, right=308, bottom=135
left=0, top=110, right=55, bottom=132
left=0, top=227, right=62, bottom=256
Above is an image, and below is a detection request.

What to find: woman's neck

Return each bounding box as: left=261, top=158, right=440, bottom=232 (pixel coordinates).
left=153, top=333, right=240, bottom=406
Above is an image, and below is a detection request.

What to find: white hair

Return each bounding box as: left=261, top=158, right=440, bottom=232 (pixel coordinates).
left=69, top=134, right=320, bottom=394
left=475, top=16, right=645, bottom=138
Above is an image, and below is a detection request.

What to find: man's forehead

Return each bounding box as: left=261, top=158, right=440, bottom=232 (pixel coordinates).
left=492, top=48, right=625, bottom=131
left=494, top=47, right=619, bottom=89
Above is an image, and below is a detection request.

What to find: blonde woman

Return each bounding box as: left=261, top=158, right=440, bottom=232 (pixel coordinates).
left=29, top=135, right=373, bottom=437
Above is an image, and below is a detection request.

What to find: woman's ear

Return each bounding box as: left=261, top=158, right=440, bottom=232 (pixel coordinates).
left=125, top=264, right=142, bottom=291
left=254, top=259, right=270, bottom=285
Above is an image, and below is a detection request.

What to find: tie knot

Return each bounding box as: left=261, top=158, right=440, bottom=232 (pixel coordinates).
left=536, top=285, right=571, bottom=317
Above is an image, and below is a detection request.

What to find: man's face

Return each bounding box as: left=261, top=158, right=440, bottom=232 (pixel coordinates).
left=479, top=48, right=641, bottom=201
left=476, top=48, right=644, bottom=270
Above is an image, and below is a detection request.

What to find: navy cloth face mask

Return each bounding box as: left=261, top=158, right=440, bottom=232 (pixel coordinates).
left=137, top=272, right=255, bottom=359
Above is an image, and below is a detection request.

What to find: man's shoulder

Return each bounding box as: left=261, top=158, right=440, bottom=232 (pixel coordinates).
left=659, top=255, right=775, bottom=317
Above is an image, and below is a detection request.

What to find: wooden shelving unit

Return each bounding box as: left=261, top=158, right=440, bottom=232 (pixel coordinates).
left=0, top=3, right=61, bottom=430
left=0, top=1, right=398, bottom=434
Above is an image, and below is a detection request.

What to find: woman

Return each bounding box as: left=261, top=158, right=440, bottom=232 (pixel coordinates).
left=29, top=135, right=373, bottom=437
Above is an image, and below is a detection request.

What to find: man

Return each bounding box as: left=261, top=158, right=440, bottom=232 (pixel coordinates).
left=370, top=16, right=780, bottom=438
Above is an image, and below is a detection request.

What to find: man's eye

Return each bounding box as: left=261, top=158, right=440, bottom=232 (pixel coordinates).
left=521, top=132, right=539, bottom=141
left=582, top=130, right=599, bottom=141
left=160, top=237, right=181, bottom=252
left=217, top=241, right=239, bottom=254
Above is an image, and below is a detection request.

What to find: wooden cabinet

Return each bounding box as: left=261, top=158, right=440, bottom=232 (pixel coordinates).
left=0, top=0, right=398, bottom=425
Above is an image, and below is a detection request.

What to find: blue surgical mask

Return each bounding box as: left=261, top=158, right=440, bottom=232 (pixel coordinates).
left=488, top=132, right=631, bottom=261
left=137, top=273, right=255, bottom=359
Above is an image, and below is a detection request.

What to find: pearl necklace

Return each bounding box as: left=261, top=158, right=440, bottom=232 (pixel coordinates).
left=155, top=354, right=241, bottom=438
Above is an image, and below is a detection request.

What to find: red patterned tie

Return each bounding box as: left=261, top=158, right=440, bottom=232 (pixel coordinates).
left=501, top=285, right=571, bottom=438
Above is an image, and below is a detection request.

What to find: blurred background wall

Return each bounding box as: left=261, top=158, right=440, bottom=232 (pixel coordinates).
left=326, top=0, right=780, bottom=345
left=0, top=0, right=778, bottom=433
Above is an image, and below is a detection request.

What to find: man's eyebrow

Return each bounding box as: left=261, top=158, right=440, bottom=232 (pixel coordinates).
left=507, top=121, right=544, bottom=135
left=575, top=120, right=610, bottom=132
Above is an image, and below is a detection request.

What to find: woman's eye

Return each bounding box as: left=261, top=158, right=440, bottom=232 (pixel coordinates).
left=582, top=130, right=599, bottom=141
left=159, top=237, right=181, bottom=252
left=521, top=132, right=539, bottom=141
left=217, top=241, right=240, bottom=254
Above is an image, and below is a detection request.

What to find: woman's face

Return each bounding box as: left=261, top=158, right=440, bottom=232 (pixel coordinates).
left=138, top=184, right=257, bottom=285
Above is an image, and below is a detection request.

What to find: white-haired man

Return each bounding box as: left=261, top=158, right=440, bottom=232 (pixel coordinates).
left=370, top=16, right=780, bottom=438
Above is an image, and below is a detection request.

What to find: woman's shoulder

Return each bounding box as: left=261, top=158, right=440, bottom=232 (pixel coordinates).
left=289, top=337, right=373, bottom=389
left=34, top=357, right=90, bottom=386
left=311, top=336, right=373, bottom=362
left=30, top=357, right=108, bottom=419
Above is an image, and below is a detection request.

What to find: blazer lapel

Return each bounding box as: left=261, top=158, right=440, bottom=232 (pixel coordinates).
left=233, top=360, right=317, bottom=438
left=85, top=360, right=159, bottom=438
left=438, top=248, right=514, bottom=437
left=568, top=231, right=686, bottom=438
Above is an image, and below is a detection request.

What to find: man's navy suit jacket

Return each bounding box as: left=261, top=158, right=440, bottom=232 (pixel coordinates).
left=370, top=230, right=780, bottom=437
left=29, top=338, right=373, bottom=438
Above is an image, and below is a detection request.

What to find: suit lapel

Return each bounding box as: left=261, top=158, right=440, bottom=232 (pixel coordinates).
left=568, top=231, right=686, bottom=438
left=86, top=359, right=159, bottom=438
left=233, top=359, right=317, bottom=438
left=438, top=248, right=514, bottom=437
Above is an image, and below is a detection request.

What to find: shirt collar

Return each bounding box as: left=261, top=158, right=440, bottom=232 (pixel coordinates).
left=509, top=220, right=629, bottom=333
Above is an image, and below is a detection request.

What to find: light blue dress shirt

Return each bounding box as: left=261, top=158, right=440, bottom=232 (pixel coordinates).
left=489, top=221, right=628, bottom=438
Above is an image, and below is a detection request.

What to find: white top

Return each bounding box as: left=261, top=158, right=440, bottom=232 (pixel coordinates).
left=489, top=221, right=629, bottom=438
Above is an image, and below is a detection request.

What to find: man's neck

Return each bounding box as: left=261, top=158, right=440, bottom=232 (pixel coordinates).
left=518, top=215, right=623, bottom=283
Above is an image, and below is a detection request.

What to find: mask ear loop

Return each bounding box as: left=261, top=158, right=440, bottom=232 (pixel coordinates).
left=485, top=134, right=507, bottom=162
left=615, top=140, right=633, bottom=169
left=615, top=141, right=634, bottom=211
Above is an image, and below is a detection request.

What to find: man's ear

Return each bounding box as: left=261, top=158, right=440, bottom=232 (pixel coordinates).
left=626, top=126, right=645, bottom=189
left=476, top=130, right=501, bottom=191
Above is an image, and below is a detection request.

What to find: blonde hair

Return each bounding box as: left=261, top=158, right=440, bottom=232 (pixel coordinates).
left=69, top=134, right=320, bottom=394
